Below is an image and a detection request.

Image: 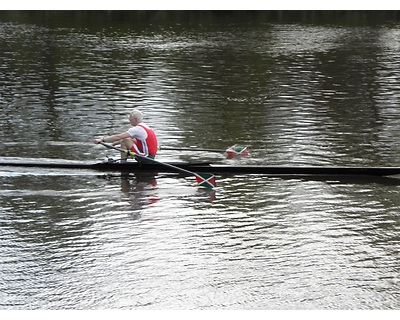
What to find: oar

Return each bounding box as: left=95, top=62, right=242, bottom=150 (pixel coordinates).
left=159, top=144, right=249, bottom=158
left=225, top=145, right=249, bottom=158
left=159, top=146, right=227, bottom=153
left=99, top=142, right=215, bottom=189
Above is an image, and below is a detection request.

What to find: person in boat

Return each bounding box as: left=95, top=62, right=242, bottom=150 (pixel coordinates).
left=93, top=109, right=158, bottom=161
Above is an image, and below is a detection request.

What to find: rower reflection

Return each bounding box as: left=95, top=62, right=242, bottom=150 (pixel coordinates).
left=120, top=173, right=159, bottom=211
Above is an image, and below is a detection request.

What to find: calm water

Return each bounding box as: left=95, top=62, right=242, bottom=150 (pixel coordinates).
left=0, top=12, right=399, bottom=309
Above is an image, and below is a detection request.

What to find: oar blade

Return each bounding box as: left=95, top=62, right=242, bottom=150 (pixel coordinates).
left=195, top=173, right=216, bottom=189
left=225, top=145, right=249, bottom=158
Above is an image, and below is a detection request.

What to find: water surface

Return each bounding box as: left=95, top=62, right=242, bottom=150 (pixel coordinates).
left=0, top=12, right=399, bottom=309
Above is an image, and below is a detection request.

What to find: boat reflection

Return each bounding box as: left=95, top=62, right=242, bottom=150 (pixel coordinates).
left=261, top=174, right=400, bottom=186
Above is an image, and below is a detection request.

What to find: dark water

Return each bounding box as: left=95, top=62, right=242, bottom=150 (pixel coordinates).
left=0, top=12, right=399, bottom=309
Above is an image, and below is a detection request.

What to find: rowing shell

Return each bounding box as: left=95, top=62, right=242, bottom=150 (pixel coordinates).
left=1, top=157, right=400, bottom=176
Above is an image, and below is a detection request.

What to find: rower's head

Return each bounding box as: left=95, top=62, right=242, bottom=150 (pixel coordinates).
left=128, top=109, right=143, bottom=125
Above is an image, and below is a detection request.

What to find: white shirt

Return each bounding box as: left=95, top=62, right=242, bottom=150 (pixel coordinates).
left=126, top=123, right=150, bottom=140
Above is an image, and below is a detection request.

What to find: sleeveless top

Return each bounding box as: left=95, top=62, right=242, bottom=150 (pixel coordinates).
left=128, top=123, right=158, bottom=158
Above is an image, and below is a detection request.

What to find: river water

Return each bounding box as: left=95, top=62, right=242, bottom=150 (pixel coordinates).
left=0, top=12, right=399, bottom=309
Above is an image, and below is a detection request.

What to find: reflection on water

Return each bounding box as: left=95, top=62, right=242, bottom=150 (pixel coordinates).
left=0, top=12, right=400, bottom=309
left=118, top=173, right=159, bottom=214
left=1, top=170, right=398, bottom=309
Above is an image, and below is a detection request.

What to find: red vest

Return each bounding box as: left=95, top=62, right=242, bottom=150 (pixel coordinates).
left=134, top=124, right=158, bottom=157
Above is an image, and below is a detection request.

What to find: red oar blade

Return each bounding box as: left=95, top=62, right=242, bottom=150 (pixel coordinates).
left=225, top=145, right=249, bottom=158
left=195, top=173, right=216, bottom=189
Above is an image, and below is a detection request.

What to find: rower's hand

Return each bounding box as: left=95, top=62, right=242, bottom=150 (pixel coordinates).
left=93, top=138, right=103, bottom=144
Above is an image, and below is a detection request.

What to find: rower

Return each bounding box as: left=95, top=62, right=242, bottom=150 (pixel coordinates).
left=93, top=109, right=158, bottom=162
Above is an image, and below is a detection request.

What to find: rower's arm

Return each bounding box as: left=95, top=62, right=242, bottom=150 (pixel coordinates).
left=94, top=132, right=131, bottom=144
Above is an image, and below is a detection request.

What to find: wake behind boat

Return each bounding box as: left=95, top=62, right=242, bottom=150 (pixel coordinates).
left=2, top=157, right=400, bottom=177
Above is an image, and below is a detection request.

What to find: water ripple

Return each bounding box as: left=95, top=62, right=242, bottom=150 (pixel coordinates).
left=1, top=18, right=400, bottom=309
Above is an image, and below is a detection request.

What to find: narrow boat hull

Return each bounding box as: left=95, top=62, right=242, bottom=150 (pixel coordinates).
left=1, top=158, right=400, bottom=176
